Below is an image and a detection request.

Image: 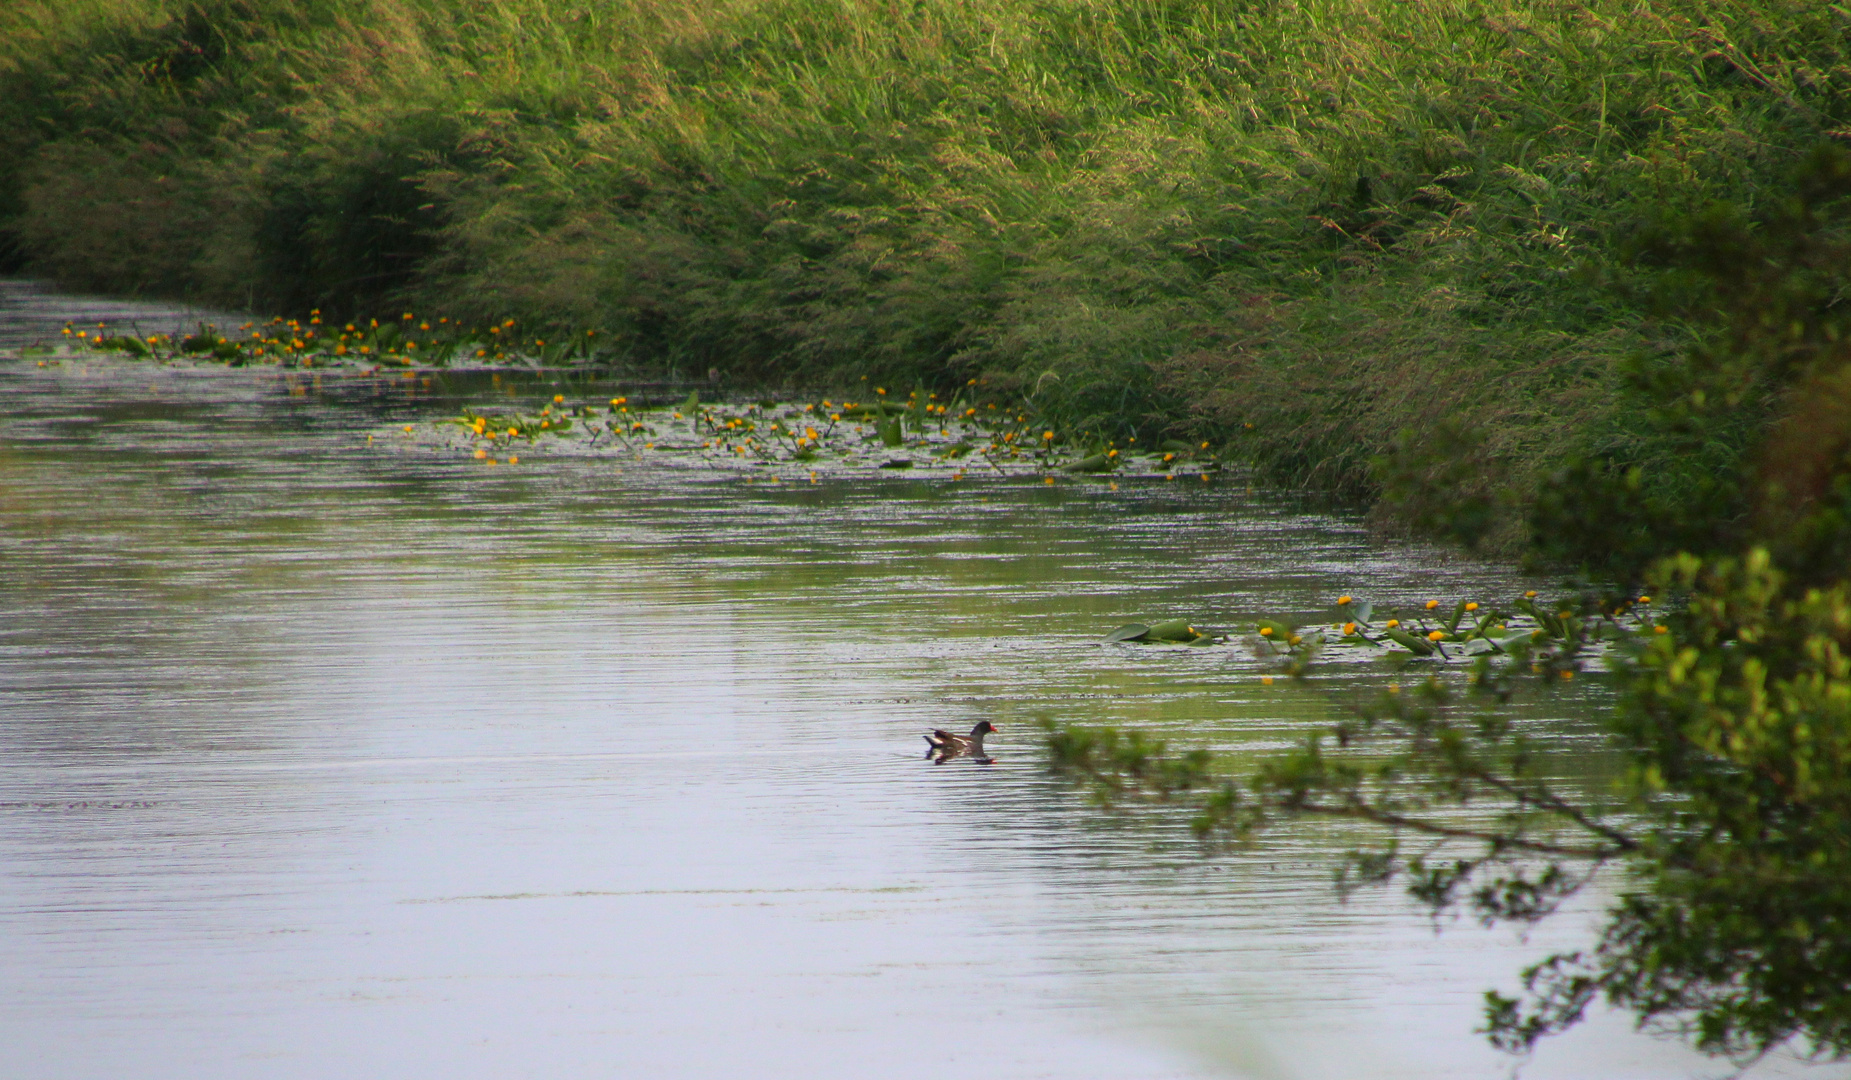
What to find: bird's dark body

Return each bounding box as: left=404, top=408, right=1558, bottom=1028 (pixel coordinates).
left=924, top=720, right=996, bottom=762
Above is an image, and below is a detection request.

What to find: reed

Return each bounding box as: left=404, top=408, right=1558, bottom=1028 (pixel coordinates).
left=3, top=0, right=1845, bottom=529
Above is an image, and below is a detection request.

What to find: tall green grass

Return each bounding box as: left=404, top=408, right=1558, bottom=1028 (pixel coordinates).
left=3, top=0, right=1847, bottom=528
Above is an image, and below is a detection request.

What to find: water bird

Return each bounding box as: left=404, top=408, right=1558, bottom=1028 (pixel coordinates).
left=924, top=720, right=996, bottom=763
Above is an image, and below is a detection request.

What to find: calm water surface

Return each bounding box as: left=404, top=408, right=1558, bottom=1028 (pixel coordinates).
left=0, top=283, right=1832, bottom=1079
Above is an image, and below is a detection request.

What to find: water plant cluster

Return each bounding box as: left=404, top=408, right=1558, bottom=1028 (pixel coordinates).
left=57, top=312, right=598, bottom=368
left=1253, top=591, right=1664, bottom=669
left=51, top=318, right=1236, bottom=475
left=432, top=385, right=1227, bottom=478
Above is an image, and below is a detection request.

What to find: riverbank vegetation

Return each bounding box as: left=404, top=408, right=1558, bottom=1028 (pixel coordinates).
left=1055, top=152, right=1851, bottom=1064
left=3, top=0, right=1848, bottom=531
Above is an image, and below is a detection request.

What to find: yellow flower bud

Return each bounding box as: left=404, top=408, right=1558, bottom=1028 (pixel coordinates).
left=1427, top=630, right=1445, bottom=642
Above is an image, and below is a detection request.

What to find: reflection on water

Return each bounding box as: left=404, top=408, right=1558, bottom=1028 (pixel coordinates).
left=0, top=284, right=1831, bottom=1079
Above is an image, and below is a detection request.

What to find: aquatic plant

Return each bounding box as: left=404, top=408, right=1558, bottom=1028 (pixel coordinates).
left=410, top=381, right=1229, bottom=478
left=1103, top=620, right=1221, bottom=646
left=51, top=313, right=1247, bottom=475
left=55, top=309, right=602, bottom=370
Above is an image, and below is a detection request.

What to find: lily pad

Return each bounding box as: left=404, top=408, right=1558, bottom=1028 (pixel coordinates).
left=1103, top=623, right=1150, bottom=643
left=878, top=458, right=914, bottom=469
left=1383, top=627, right=1436, bottom=656
left=1059, top=453, right=1114, bottom=473
left=1144, top=618, right=1201, bottom=642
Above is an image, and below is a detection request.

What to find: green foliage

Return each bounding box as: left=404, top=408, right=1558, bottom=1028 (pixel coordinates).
left=1053, top=562, right=1851, bottom=1060
left=1102, top=619, right=1220, bottom=644
left=1524, top=146, right=1851, bottom=582
left=5, top=0, right=1850, bottom=462
left=1048, top=148, right=1851, bottom=1063
left=1555, top=549, right=1851, bottom=1060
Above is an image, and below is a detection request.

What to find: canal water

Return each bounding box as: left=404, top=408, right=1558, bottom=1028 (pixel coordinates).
left=0, top=281, right=1830, bottom=1079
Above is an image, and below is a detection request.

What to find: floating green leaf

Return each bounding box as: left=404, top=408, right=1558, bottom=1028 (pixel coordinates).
left=1383, top=627, right=1436, bottom=656
left=1059, top=453, right=1113, bottom=473
left=1145, top=618, right=1201, bottom=642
